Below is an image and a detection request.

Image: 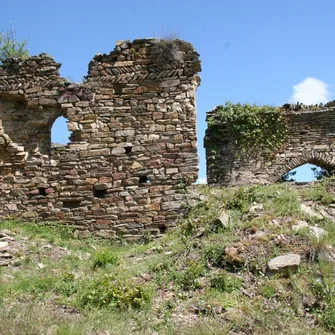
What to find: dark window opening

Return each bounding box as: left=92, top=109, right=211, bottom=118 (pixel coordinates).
left=125, top=146, right=132, bottom=154
left=139, top=175, right=150, bottom=184
left=93, top=188, right=107, bottom=198
left=113, top=83, right=126, bottom=95
left=159, top=225, right=167, bottom=234
left=63, top=200, right=81, bottom=209
left=38, top=187, right=47, bottom=196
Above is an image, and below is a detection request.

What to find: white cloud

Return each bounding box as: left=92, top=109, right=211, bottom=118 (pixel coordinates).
left=289, top=77, right=331, bottom=105
left=195, top=177, right=207, bottom=184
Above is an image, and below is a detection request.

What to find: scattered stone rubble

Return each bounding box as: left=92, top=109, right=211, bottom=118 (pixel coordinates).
left=0, top=39, right=201, bottom=238
left=0, top=230, right=18, bottom=267
left=0, top=228, right=71, bottom=267
left=267, top=253, right=301, bottom=274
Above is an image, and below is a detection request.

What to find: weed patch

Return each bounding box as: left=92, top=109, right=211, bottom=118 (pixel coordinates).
left=91, top=248, right=119, bottom=270
left=203, top=244, right=226, bottom=268
left=210, top=272, right=242, bottom=293
left=77, top=274, right=152, bottom=310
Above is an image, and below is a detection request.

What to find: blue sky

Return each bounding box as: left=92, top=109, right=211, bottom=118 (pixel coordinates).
left=2, top=0, right=334, bottom=182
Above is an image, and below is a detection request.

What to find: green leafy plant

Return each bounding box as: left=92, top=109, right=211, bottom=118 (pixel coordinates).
left=322, top=303, right=335, bottom=331
left=224, top=186, right=257, bottom=213
left=175, top=261, right=206, bottom=291
left=259, top=283, right=277, bottom=298
left=91, top=248, right=119, bottom=270
left=300, top=180, right=335, bottom=205
left=210, top=272, right=242, bottom=293
left=203, top=244, right=226, bottom=268
left=207, top=101, right=287, bottom=158
left=0, top=24, right=29, bottom=62
left=78, top=274, right=151, bottom=310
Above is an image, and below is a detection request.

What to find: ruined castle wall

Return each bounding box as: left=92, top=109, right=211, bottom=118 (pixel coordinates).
left=0, top=39, right=201, bottom=239
left=205, top=107, right=335, bottom=186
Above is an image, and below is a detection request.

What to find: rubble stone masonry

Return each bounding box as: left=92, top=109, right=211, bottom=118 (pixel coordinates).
left=205, top=106, right=335, bottom=186
left=0, top=39, right=201, bottom=239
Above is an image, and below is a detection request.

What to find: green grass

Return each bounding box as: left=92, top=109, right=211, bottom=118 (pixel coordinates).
left=1, top=183, right=335, bottom=334
left=0, top=220, right=74, bottom=244
left=299, top=179, right=335, bottom=205
left=210, top=272, right=243, bottom=293
left=91, top=248, right=120, bottom=270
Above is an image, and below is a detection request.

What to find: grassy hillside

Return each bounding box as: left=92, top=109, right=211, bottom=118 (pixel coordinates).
left=1, top=181, right=335, bottom=334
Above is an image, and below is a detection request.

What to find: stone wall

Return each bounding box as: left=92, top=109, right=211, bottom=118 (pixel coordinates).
left=205, top=105, right=335, bottom=186
left=0, top=38, right=201, bottom=239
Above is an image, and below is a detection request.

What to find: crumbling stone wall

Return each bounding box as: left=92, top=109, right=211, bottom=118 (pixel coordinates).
left=0, top=38, right=201, bottom=239
left=205, top=106, right=335, bottom=186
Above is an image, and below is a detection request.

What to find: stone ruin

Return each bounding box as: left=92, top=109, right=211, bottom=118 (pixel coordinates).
left=205, top=104, right=335, bottom=186
left=0, top=38, right=201, bottom=239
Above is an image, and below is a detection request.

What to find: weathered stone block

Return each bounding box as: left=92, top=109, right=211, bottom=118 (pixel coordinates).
left=79, top=149, right=110, bottom=158
left=160, top=79, right=180, bottom=88
left=38, top=97, right=57, bottom=106
left=115, top=129, right=135, bottom=137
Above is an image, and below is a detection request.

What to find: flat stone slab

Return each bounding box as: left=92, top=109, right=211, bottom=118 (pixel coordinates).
left=292, top=220, right=309, bottom=231
left=268, top=253, right=301, bottom=274
left=0, top=241, right=9, bottom=250
left=214, top=209, right=230, bottom=228
left=300, top=204, right=323, bottom=219
left=309, top=226, right=328, bottom=240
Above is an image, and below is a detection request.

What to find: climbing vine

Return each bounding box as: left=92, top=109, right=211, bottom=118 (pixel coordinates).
left=207, top=101, right=287, bottom=158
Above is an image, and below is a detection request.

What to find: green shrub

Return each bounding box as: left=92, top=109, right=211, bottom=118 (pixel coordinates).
left=0, top=25, right=29, bottom=62
left=207, top=101, right=286, bottom=158
left=210, top=273, right=242, bottom=293
left=224, top=187, right=254, bottom=213
left=78, top=274, right=151, bottom=310
left=181, top=218, right=197, bottom=236
left=300, top=182, right=335, bottom=205
left=91, top=248, right=119, bottom=270
left=321, top=303, right=335, bottom=331
left=54, top=272, right=78, bottom=297
left=204, top=244, right=226, bottom=268
left=175, top=261, right=206, bottom=291
left=259, top=283, right=277, bottom=298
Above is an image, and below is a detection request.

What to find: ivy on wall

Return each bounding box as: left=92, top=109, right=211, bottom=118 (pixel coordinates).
left=206, top=101, right=287, bottom=158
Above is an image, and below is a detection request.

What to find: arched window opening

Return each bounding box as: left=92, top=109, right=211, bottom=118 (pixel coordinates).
left=281, top=163, right=334, bottom=182
left=51, top=116, right=71, bottom=147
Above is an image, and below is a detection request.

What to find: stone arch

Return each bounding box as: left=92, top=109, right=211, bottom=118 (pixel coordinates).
left=271, top=151, right=335, bottom=183
left=33, top=108, right=62, bottom=156
left=205, top=106, right=335, bottom=186
left=50, top=114, right=71, bottom=146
